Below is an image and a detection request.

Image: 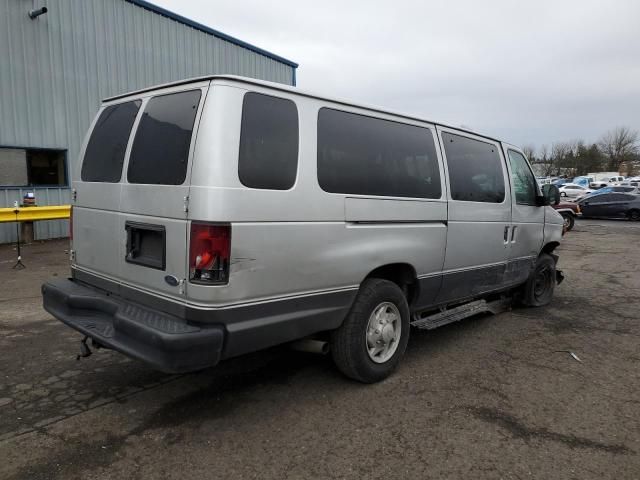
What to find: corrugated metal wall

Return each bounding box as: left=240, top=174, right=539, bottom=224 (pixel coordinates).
left=0, top=0, right=295, bottom=243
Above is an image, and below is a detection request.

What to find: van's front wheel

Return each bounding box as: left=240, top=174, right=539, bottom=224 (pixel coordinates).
left=520, top=253, right=556, bottom=307
left=331, top=279, right=410, bottom=383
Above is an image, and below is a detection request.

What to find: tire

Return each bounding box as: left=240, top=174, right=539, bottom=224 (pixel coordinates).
left=628, top=209, right=640, bottom=221
left=520, top=253, right=556, bottom=307
left=561, top=213, right=575, bottom=231
left=331, top=278, right=410, bottom=383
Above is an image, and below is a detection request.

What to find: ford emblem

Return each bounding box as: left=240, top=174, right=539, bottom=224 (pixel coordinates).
left=164, top=275, right=180, bottom=287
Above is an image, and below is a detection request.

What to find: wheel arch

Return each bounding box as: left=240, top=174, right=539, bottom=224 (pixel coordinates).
left=541, top=241, right=560, bottom=256
left=363, top=263, right=419, bottom=306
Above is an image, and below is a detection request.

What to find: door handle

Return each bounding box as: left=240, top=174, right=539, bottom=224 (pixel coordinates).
left=510, top=226, right=517, bottom=242
left=504, top=226, right=510, bottom=243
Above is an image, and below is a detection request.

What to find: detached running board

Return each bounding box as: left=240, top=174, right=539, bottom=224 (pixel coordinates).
left=411, top=298, right=511, bottom=330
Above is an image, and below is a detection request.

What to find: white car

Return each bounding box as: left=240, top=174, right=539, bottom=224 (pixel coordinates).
left=559, top=183, right=593, bottom=198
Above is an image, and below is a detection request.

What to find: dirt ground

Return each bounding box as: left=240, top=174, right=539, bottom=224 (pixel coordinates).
left=0, top=219, right=638, bottom=480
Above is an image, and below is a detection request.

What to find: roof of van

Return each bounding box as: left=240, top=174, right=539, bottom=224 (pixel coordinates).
left=103, top=75, right=504, bottom=144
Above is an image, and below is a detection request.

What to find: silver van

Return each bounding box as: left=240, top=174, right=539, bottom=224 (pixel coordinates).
left=42, top=76, right=564, bottom=383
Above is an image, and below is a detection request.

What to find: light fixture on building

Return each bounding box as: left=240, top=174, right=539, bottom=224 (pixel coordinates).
left=28, top=7, right=48, bottom=19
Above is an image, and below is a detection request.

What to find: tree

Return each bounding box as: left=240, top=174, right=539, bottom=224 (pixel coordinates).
left=574, top=143, right=604, bottom=175
left=539, top=144, right=550, bottom=163
left=551, top=141, right=573, bottom=176
left=522, top=144, right=536, bottom=162
left=530, top=144, right=554, bottom=177
left=598, top=126, right=639, bottom=172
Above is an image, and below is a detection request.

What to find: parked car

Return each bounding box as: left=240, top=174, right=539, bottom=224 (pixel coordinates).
left=588, top=173, right=624, bottom=188
left=620, top=180, right=640, bottom=188
left=559, top=183, right=593, bottom=198
left=572, top=176, right=595, bottom=188
left=41, top=75, right=564, bottom=383
left=578, top=193, right=640, bottom=220
left=553, top=201, right=581, bottom=231
left=575, top=185, right=640, bottom=202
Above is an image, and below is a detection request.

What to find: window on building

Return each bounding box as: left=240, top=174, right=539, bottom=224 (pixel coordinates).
left=507, top=150, right=538, bottom=205
left=442, top=132, right=505, bottom=203
left=127, top=90, right=201, bottom=185
left=82, top=100, right=141, bottom=182
left=0, top=147, right=67, bottom=186
left=317, top=108, right=441, bottom=198
left=238, top=92, right=299, bottom=190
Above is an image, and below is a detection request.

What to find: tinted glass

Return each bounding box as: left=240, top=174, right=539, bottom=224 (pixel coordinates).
left=616, top=193, right=636, bottom=201
left=317, top=109, right=441, bottom=198
left=507, top=150, right=538, bottom=205
left=238, top=92, right=299, bottom=190
left=442, top=133, right=505, bottom=203
left=127, top=90, right=201, bottom=185
left=82, top=101, right=141, bottom=182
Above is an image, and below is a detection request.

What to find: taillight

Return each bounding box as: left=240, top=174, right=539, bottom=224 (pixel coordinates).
left=189, top=223, right=231, bottom=284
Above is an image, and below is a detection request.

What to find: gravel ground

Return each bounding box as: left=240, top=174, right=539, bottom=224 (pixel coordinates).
left=0, top=219, right=638, bottom=480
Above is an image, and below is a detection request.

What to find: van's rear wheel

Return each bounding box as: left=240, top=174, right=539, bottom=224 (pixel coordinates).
left=520, top=253, right=556, bottom=307
left=331, top=279, right=409, bottom=383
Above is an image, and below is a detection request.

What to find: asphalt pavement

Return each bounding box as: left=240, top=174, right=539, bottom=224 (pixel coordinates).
left=1, top=219, right=639, bottom=479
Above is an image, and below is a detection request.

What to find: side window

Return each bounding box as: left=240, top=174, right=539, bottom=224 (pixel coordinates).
left=82, top=100, right=141, bottom=182
left=442, top=132, right=505, bottom=203
left=127, top=90, right=202, bottom=185
left=507, top=150, right=538, bottom=205
left=317, top=108, right=441, bottom=198
left=238, top=92, right=299, bottom=190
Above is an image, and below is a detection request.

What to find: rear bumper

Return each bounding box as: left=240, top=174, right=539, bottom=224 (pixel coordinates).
left=42, top=278, right=224, bottom=373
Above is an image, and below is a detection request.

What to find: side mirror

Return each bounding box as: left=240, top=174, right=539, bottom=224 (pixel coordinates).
left=541, top=184, right=560, bottom=206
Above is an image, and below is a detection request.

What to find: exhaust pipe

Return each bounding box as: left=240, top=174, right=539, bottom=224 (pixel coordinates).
left=290, top=339, right=329, bottom=355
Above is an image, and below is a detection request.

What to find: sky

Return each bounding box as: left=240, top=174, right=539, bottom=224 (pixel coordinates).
left=154, top=0, right=640, bottom=150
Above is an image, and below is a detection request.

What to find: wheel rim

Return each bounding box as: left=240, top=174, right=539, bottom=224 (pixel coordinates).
left=366, top=302, right=401, bottom=364
left=563, top=216, right=571, bottom=228
left=533, top=265, right=553, bottom=301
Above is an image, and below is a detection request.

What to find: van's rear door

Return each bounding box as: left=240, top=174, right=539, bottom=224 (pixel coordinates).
left=73, top=99, right=141, bottom=282
left=118, top=83, right=208, bottom=299
left=73, top=82, right=208, bottom=300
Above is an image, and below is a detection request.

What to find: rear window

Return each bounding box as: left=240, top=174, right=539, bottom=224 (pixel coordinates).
left=442, top=132, right=505, bottom=203
left=81, top=100, right=141, bottom=182
left=127, top=90, right=202, bottom=185
left=317, top=108, right=441, bottom=198
left=238, top=92, right=299, bottom=190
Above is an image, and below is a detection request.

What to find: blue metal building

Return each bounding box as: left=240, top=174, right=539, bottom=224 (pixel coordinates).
left=0, top=0, right=298, bottom=243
